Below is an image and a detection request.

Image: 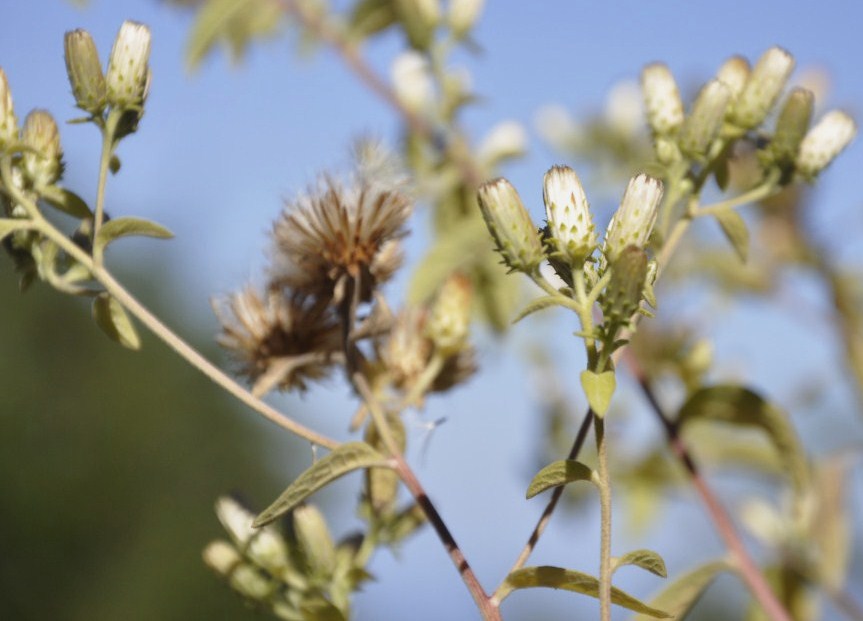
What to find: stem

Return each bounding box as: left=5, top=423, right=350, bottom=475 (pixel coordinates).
left=594, top=415, right=612, bottom=621
left=91, top=112, right=117, bottom=265
left=624, top=352, right=793, bottom=621
left=696, top=177, right=779, bottom=218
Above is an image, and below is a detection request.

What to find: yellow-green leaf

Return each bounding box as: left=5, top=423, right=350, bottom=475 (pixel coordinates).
left=187, top=0, right=284, bottom=68
left=714, top=209, right=749, bottom=263
left=92, top=293, right=141, bottom=350
left=94, top=216, right=174, bottom=254
left=613, top=549, right=667, bottom=578
left=40, top=186, right=92, bottom=219
left=580, top=370, right=616, bottom=418
left=498, top=566, right=671, bottom=618
left=254, top=442, right=392, bottom=527
left=633, top=560, right=731, bottom=621
left=526, top=459, right=594, bottom=499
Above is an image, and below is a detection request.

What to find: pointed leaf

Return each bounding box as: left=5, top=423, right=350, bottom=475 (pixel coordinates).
left=677, top=385, right=809, bottom=495
left=254, top=442, right=391, bottom=527
left=0, top=218, right=28, bottom=241
left=512, top=295, right=562, bottom=324
left=187, top=0, right=283, bottom=68
left=580, top=370, right=617, bottom=418
left=40, top=186, right=92, bottom=218
left=92, top=293, right=141, bottom=350
left=526, top=459, right=595, bottom=499
left=94, top=216, right=174, bottom=254
left=633, top=560, right=732, bottom=621
left=498, top=566, right=671, bottom=618
left=613, top=549, right=667, bottom=578
left=714, top=209, right=749, bottom=262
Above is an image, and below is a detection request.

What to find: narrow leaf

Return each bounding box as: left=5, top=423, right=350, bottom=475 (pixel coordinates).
left=512, top=295, right=562, bottom=324
left=187, top=0, right=283, bottom=68
left=499, top=566, right=671, bottom=618
left=94, top=216, right=174, bottom=253
left=580, top=370, right=617, bottom=418
left=633, top=560, right=731, bottom=621
left=0, top=218, right=28, bottom=241
left=714, top=209, right=749, bottom=262
left=254, top=443, right=391, bottom=527
left=40, top=186, right=92, bottom=218
left=526, top=459, right=594, bottom=499
left=677, top=385, right=809, bottom=495
left=92, top=293, right=141, bottom=350
left=613, top=549, right=667, bottom=578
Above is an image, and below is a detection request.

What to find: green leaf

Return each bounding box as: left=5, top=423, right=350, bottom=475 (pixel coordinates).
left=526, top=459, right=594, bottom=499
left=40, top=186, right=92, bottom=218
left=299, top=596, right=346, bottom=621
left=187, top=0, right=284, bottom=68
left=0, top=218, right=28, bottom=241
left=713, top=209, right=749, bottom=263
left=498, top=566, right=671, bottom=618
left=92, top=293, right=141, bottom=350
left=347, top=0, right=398, bottom=40
left=613, top=549, right=667, bottom=578
left=580, top=370, right=617, bottom=418
left=512, top=295, right=562, bottom=324
left=254, top=442, right=392, bottom=527
left=633, top=560, right=731, bottom=621
left=677, top=385, right=809, bottom=495
left=94, top=217, right=174, bottom=254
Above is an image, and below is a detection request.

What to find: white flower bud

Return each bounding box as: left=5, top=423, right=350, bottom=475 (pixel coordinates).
left=106, top=21, right=151, bottom=109
left=795, top=110, right=856, bottom=179
left=641, top=63, right=684, bottom=135
left=215, top=496, right=288, bottom=572
left=65, top=30, right=107, bottom=115
left=477, top=120, right=527, bottom=164
left=716, top=55, right=750, bottom=101
left=604, top=174, right=663, bottom=261
left=448, top=0, right=485, bottom=38
left=203, top=540, right=242, bottom=576
left=477, top=178, right=543, bottom=273
left=391, top=51, right=434, bottom=114
left=21, top=110, right=62, bottom=188
left=0, top=68, right=19, bottom=151
left=680, top=79, right=732, bottom=157
left=731, top=47, right=794, bottom=129
left=426, top=273, right=472, bottom=355
left=771, top=88, right=813, bottom=165
left=605, top=80, right=644, bottom=136
left=543, top=165, right=597, bottom=265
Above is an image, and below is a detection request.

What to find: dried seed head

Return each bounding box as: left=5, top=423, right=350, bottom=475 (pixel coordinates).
left=641, top=63, right=684, bottom=135
left=731, top=47, right=794, bottom=129
left=477, top=178, right=543, bottom=273
left=213, top=288, right=340, bottom=392
left=771, top=87, right=814, bottom=166
left=680, top=79, right=732, bottom=157
left=271, top=178, right=411, bottom=301
left=603, top=174, right=663, bottom=262
left=795, top=110, right=856, bottom=179
left=0, top=68, right=19, bottom=151
left=106, top=21, right=151, bottom=109
left=543, top=164, right=597, bottom=266
left=64, top=30, right=107, bottom=115
left=21, top=110, right=63, bottom=188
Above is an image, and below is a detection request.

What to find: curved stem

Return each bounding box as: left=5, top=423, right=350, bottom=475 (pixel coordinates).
left=696, top=177, right=779, bottom=218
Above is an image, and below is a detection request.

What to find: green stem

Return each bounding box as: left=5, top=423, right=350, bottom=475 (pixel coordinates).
left=92, top=111, right=119, bottom=266
left=594, top=415, right=612, bottom=621
left=696, top=176, right=779, bottom=218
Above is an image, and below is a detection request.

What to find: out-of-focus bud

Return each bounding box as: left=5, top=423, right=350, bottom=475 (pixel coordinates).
left=641, top=63, right=684, bottom=135
left=795, top=110, right=856, bottom=179
left=543, top=165, right=597, bottom=266
left=605, top=80, right=644, bottom=136
left=477, top=178, right=544, bottom=274
left=106, top=21, right=151, bottom=109
left=21, top=110, right=62, bottom=188
left=601, top=245, right=649, bottom=324
left=426, top=273, right=472, bottom=355
left=215, top=496, right=288, bottom=573
left=731, top=47, right=794, bottom=129
left=203, top=541, right=272, bottom=600
left=203, top=540, right=242, bottom=575
left=0, top=68, right=19, bottom=151
left=64, top=30, right=107, bottom=115
left=395, top=0, right=441, bottom=50
left=603, top=174, right=663, bottom=262
left=293, top=504, right=336, bottom=577
left=477, top=120, right=527, bottom=165
left=680, top=79, right=732, bottom=157
left=771, top=88, right=814, bottom=166
left=716, top=55, right=751, bottom=101
left=448, top=0, right=484, bottom=39
left=391, top=51, right=434, bottom=114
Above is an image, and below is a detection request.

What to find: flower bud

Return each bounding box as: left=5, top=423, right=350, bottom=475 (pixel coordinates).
left=215, top=497, right=288, bottom=572
left=601, top=245, right=649, bottom=324
left=771, top=88, right=814, bottom=166
left=716, top=55, right=750, bottom=101
left=448, top=0, right=484, bottom=39
left=680, top=79, right=731, bottom=157
left=395, top=0, right=441, bottom=50
left=641, top=63, right=684, bottom=135
left=203, top=541, right=272, bottom=600
left=0, top=68, right=19, bottom=151
left=426, top=273, right=472, bottom=355
left=21, top=110, right=62, bottom=188
left=106, top=21, right=151, bottom=109
left=64, top=30, right=107, bottom=115
left=477, top=120, right=527, bottom=165
left=391, top=51, right=434, bottom=114
left=477, top=178, right=544, bottom=273
left=543, top=165, right=597, bottom=265
left=731, top=47, right=794, bottom=129
left=603, top=174, right=663, bottom=262
left=795, top=110, right=856, bottom=179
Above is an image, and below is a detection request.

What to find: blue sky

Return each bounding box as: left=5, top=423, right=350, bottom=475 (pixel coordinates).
left=2, top=2, right=862, bottom=619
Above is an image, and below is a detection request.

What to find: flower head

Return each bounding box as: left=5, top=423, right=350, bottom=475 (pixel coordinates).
left=0, top=68, right=19, bottom=151
left=21, top=110, right=63, bottom=188
left=603, top=174, right=663, bottom=262
left=543, top=165, right=597, bottom=266
left=795, top=110, right=856, bottom=179
left=64, top=29, right=107, bottom=115
left=641, top=63, right=684, bottom=135
left=731, top=47, right=794, bottom=129
left=106, top=21, right=151, bottom=109
left=477, top=178, right=543, bottom=273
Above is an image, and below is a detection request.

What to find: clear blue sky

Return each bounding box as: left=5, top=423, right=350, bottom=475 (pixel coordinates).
left=2, top=2, right=862, bottom=619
